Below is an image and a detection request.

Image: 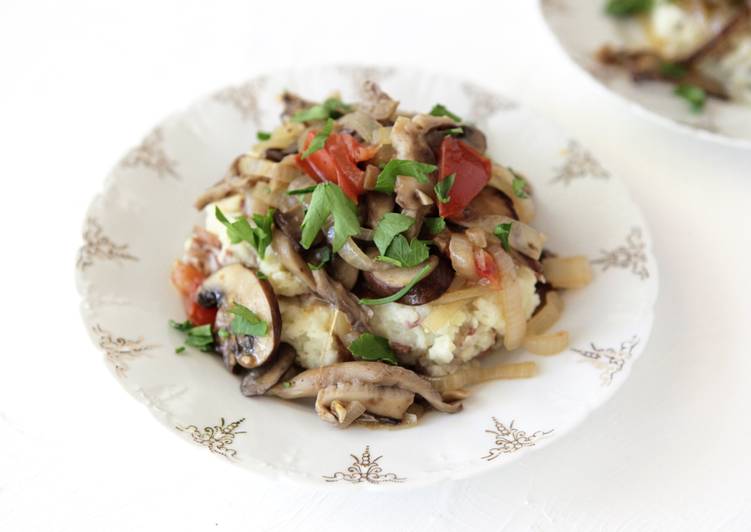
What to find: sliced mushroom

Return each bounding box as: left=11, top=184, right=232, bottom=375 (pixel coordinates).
left=273, top=206, right=306, bottom=247
left=328, top=255, right=359, bottom=291
left=358, top=81, right=399, bottom=123
left=425, top=124, right=487, bottom=157
left=454, top=214, right=545, bottom=260
left=315, top=382, right=415, bottom=427
left=361, top=255, right=454, bottom=305
left=365, top=192, right=395, bottom=229
left=281, top=91, right=316, bottom=119
left=199, top=264, right=282, bottom=370
left=489, top=165, right=536, bottom=224
left=240, top=343, right=297, bottom=397
left=194, top=174, right=257, bottom=211
left=271, top=232, right=316, bottom=291
left=269, top=361, right=462, bottom=413
left=391, top=116, right=437, bottom=164
left=462, top=187, right=516, bottom=221
left=312, top=269, right=373, bottom=332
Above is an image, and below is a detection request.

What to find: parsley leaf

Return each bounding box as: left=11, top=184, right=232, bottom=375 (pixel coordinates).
left=255, top=271, right=268, bottom=280
left=375, top=159, right=437, bottom=194
left=169, top=319, right=193, bottom=332
left=674, top=84, right=706, bottom=112
left=287, top=185, right=318, bottom=195
left=429, top=104, right=462, bottom=122
left=434, top=173, right=455, bottom=204
left=511, top=171, right=529, bottom=199
left=494, top=222, right=513, bottom=252
left=443, top=127, right=463, bottom=137
left=256, top=131, right=272, bottom=141
left=292, top=97, right=352, bottom=123
left=170, top=320, right=216, bottom=353
left=373, top=213, right=415, bottom=256
left=228, top=303, right=268, bottom=337
left=300, top=183, right=360, bottom=253
left=381, top=235, right=430, bottom=268
left=424, top=216, right=446, bottom=235
left=307, top=246, right=332, bottom=270
left=375, top=255, right=403, bottom=267
left=175, top=346, right=186, bottom=354
left=301, top=117, right=334, bottom=159
left=660, top=62, right=687, bottom=80
left=605, top=0, right=652, bottom=17
left=359, top=263, right=433, bottom=305
left=348, top=333, right=399, bottom=365
left=215, top=206, right=275, bottom=259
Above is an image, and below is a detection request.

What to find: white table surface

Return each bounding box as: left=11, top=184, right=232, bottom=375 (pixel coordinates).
left=2, top=1, right=750, bottom=530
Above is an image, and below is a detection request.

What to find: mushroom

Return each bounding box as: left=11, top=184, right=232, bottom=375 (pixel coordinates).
left=454, top=214, right=546, bottom=261
left=462, top=187, right=516, bottom=221
left=361, top=255, right=454, bottom=305
left=270, top=231, right=316, bottom=291
left=273, top=206, right=306, bottom=247
left=194, top=174, right=257, bottom=211
left=199, top=264, right=282, bottom=371
left=240, top=343, right=297, bottom=397
left=281, top=91, right=316, bottom=119
left=268, top=361, right=462, bottom=414
left=314, top=382, right=415, bottom=427
left=358, top=81, right=399, bottom=123
left=365, top=192, right=395, bottom=229
left=328, top=255, right=359, bottom=291
left=312, top=269, right=373, bottom=332
left=425, top=124, right=488, bottom=157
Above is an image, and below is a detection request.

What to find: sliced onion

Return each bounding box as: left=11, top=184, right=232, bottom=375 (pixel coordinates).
left=465, top=227, right=488, bottom=248
left=490, top=164, right=536, bottom=224
left=338, top=111, right=382, bottom=144
left=527, top=291, right=564, bottom=336
left=430, top=286, right=490, bottom=306
left=456, top=215, right=545, bottom=260
left=427, top=362, right=537, bottom=392
left=332, top=237, right=390, bottom=272
left=490, top=246, right=527, bottom=350
left=236, top=155, right=302, bottom=182
left=249, top=122, right=305, bottom=157
left=523, top=331, right=569, bottom=355
left=542, top=256, right=593, bottom=289
left=449, top=234, right=479, bottom=281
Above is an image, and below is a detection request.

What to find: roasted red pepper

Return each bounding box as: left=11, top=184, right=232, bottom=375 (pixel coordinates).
left=295, top=130, right=378, bottom=202
left=437, top=137, right=491, bottom=219
left=170, top=261, right=217, bottom=326
left=474, top=248, right=500, bottom=288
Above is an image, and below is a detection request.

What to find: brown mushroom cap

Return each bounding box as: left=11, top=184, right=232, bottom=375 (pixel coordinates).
left=361, top=255, right=454, bottom=305
left=200, top=264, right=282, bottom=370
left=241, top=343, right=297, bottom=397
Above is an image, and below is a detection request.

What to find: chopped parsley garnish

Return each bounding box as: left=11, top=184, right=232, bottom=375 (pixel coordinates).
left=605, top=0, right=652, bottom=17
left=379, top=235, right=430, bottom=268
left=256, top=131, right=272, bottom=141
left=301, top=118, right=334, bottom=159
left=228, top=303, right=268, bottom=337
left=443, top=127, right=464, bottom=137
left=170, top=320, right=216, bottom=353
left=424, top=216, right=446, bottom=235
left=307, top=246, right=332, bottom=270
left=374, top=160, right=437, bottom=194
left=292, top=97, right=352, bottom=123
left=300, top=183, right=360, bottom=253
left=215, top=206, right=275, bottom=259
left=286, top=185, right=318, bottom=195
left=255, top=271, right=268, bottom=280
left=359, top=263, right=432, bottom=305
left=348, top=333, right=399, bottom=365
left=373, top=213, right=415, bottom=256
left=511, top=170, right=529, bottom=199
left=494, top=222, right=513, bottom=252
left=674, top=83, right=706, bottom=112
left=660, top=62, right=687, bottom=80
left=434, top=173, right=455, bottom=204
left=429, top=104, right=462, bottom=122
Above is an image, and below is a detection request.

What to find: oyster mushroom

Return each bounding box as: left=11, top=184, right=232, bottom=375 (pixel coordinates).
left=240, top=343, right=297, bottom=397
left=358, top=81, right=399, bottom=123
left=362, top=255, right=454, bottom=305
left=269, top=361, right=462, bottom=414
left=199, top=264, right=281, bottom=371
left=315, top=382, right=415, bottom=427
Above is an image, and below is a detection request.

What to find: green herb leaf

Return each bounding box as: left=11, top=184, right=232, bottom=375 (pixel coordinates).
left=605, top=0, right=652, bottom=17
left=494, top=222, right=513, bottom=252
left=674, top=83, right=706, bottom=112
left=348, top=333, right=399, bottom=365
left=511, top=171, right=529, bottom=199
left=215, top=206, right=275, bottom=259
left=228, top=303, right=268, bottom=337
left=256, top=131, right=272, bottom=141
left=292, top=97, right=352, bottom=123
left=169, top=319, right=194, bottom=332
left=175, top=346, right=186, bottom=354
left=359, top=264, right=432, bottom=305
left=375, top=159, right=438, bottom=194
left=287, top=185, right=318, bottom=195
left=375, top=255, right=403, bottom=267
left=255, top=271, right=268, bottom=280
left=660, top=62, right=687, bottom=80
left=443, top=127, right=463, bottom=137
left=300, top=183, right=360, bottom=253
left=434, top=173, right=455, bottom=204
left=281, top=380, right=293, bottom=388
left=307, top=246, right=332, bottom=270
left=424, top=217, right=446, bottom=235
left=373, top=213, right=415, bottom=256
left=170, top=320, right=216, bottom=353
left=382, top=235, right=430, bottom=268
left=301, top=118, right=334, bottom=159
left=217, top=328, right=230, bottom=338
left=429, top=104, right=462, bottom=122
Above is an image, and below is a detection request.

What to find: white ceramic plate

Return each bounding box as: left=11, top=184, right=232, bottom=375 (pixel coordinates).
left=540, top=0, right=751, bottom=148
left=76, top=65, right=658, bottom=489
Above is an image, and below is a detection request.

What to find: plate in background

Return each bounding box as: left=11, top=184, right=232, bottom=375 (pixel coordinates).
left=76, top=65, right=658, bottom=488
left=540, top=0, right=751, bottom=149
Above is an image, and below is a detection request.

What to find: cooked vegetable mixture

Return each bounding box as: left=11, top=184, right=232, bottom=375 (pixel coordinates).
left=599, top=0, right=751, bottom=110
left=170, top=82, right=591, bottom=428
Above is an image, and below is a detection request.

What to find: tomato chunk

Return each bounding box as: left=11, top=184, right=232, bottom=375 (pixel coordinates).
left=474, top=248, right=500, bottom=288
left=437, top=137, right=491, bottom=219
left=171, top=261, right=217, bottom=326
left=294, top=130, right=377, bottom=202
